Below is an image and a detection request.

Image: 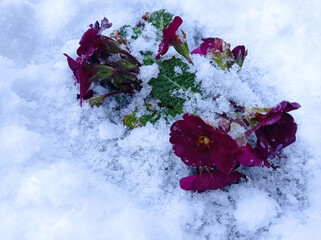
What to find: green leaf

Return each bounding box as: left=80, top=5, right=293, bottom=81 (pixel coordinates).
left=149, top=57, right=201, bottom=116
left=139, top=113, right=161, bottom=126
left=86, top=64, right=115, bottom=83
left=150, top=9, right=174, bottom=31
left=123, top=112, right=139, bottom=129
left=132, top=27, right=142, bottom=39
left=88, top=94, right=107, bottom=107
left=142, top=51, right=155, bottom=66
left=123, top=106, right=160, bottom=128
left=119, top=25, right=142, bottom=39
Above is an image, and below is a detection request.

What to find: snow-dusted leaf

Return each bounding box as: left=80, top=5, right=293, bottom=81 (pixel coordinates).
left=149, top=9, right=174, bottom=31
left=119, top=25, right=142, bottom=39
left=149, top=57, right=201, bottom=116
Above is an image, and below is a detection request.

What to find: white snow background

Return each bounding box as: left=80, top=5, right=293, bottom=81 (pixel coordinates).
left=1, top=0, right=321, bottom=239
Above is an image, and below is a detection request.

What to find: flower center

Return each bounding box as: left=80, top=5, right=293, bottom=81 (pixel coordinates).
left=198, top=136, right=210, bottom=145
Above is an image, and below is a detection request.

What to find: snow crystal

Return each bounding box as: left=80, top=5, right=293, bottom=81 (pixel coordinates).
left=139, top=64, right=160, bottom=83
left=98, top=122, right=125, bottom=140
left=174, top=66, right=183, bottom=75
left=234, top=187, right=278, bottom=233
left=0, top=124, right=41, bottom=165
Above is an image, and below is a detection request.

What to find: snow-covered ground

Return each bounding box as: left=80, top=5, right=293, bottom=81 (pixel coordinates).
left=1, top=0, right=320, bottom=239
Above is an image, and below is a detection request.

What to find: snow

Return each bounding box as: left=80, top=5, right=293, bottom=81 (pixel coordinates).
left=1, top=0, right=321, bottom=239
left=234, top=187, right=278, bottom=233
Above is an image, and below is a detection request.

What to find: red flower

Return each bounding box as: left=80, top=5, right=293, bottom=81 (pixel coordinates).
left=170, top=113, right=240, bottom=174
left=156, top=16, right=192, bottom=63
left=191, top=38, right=247, bottom=69
left=191, top=38, right=224, bottom=56
left=245, top=101, right=300, bottom=158
left=76, top=18, right=113, bottom=64
left=76, top=28, right=99, bottom=63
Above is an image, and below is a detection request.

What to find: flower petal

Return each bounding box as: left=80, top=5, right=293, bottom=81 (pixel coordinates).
left=170, top=113, right=240, bottom=170
left=190, top=47, right=203, bottom=55
left=170, top=114, right=215, bottom=167
left=162, top=16, right=183, bottom=42
left=155, top=16, right=183, bottom=60
left=231, top=45, right=248, bottom=67
left=155, top=41, right=170, bottom=60
left=267, top=101, right=301, bottom=115
left=245, top=101, right=300, bottom=135
left=180, top=171, right=243, bottom=191
left=256, top=113, right=298, bottom=158
left=77, top=28, right=99, bottom=61
left=235, top=144, right=270, bottom=167
left=245, top=113, right=282, bottom=135
left=191, top=38, right=224, bottom=56
left=201, top=38, right=223, bottom=53
left=64, top=54, right=92, bottom=105
left=209, top=131, right=239, bottom=174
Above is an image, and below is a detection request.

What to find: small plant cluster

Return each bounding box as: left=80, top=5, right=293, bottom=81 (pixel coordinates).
left=170, top=101, right=300, bottom=191
left=64, top=10, right=300, bottom=192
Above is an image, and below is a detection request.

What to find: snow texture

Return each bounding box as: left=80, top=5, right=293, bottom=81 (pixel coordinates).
left=1, top=0, right=321, bottom=239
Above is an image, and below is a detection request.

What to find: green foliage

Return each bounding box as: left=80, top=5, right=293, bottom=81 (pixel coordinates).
left=139, top=113, right=161, bottom=126
left=150, top=9, right=173, bottom=31
left=123, top=105, right=161, bottom=129
left=123, top=111, right=139, bottom=129
left=119, top=25, right=142, bottom=39
left=86, top=64, right=114, bottom=83
left=149, top=57, right=201, bottom=117
left=142, top=51, right=155, bottom=66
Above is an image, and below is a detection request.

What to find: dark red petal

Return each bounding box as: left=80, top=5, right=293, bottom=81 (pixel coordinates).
left=267, top=101, right=301, bottom=115
left=169, top=113, right=215, bottom=167
left=155, top=41, right=170, bottom=60
left=256, top=113, right=297, bottom=158
left=210, top=146, right=236, bottom=174
left=246, top=101, right=300, bottom=135
left=162, top=16, right=183, bottom=42
left=64, top=53, right=80, bottom=83
left=180, top=171, right=243, bottom=191
left=156, top=16, right=183, bottom=60
left=77, top=28, right=99, bottom=60
left=170, top=113, right=214, bottom=141
left=172, top=143, right=212, bottom=167
left=260, top=113, right=282, bottom=126
left=234, top=144, right=269, bottom=167
left=191, top=47, right=204, bottom=55
left=231, top=45, right=247, bottom=59
left=170, top=113, right=239, bottom=169
left=182, top=113, right=215, bottom=136
left=201, top=38, right=224, bottom=53
left=209, top=130, right=239, bottom=173
left=64, top=54, right=92, bottom=105
left=78, top=28, right=99, bottom=48
left=245, top=113, right=282, bottom=135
